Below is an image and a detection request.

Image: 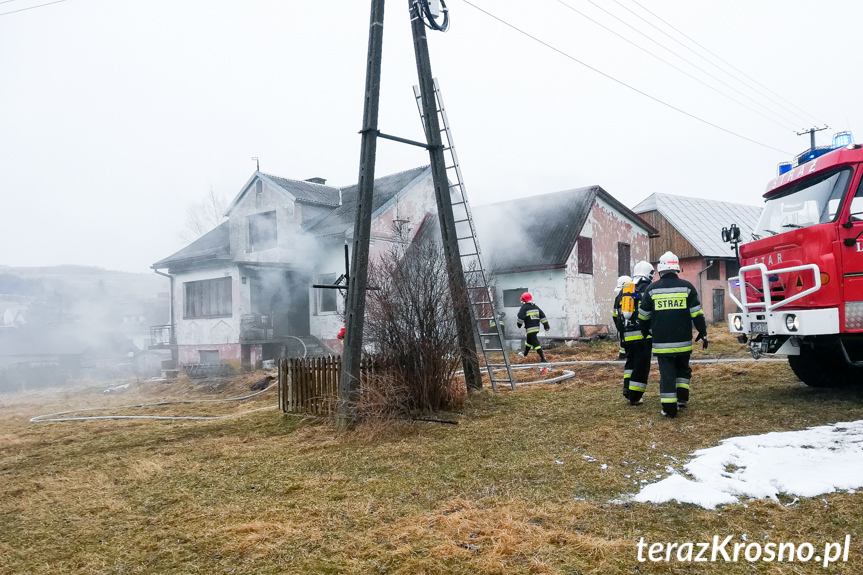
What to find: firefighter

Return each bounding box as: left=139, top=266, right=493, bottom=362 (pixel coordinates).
left=637, top=251, right=708, bottom=418
left=618, top=262, right=655, bottom=404
left=612, top=275, right=632, bottom=361
left=516, top=292, right=550, bottom=371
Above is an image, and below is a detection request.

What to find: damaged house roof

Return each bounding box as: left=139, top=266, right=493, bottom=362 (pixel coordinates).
left=153, top=166, right=431, bottom=270
left=472, top=186, right=658, bottom=274
left=632, top=193, right=762, bottom=258
left=303, top=166, right=431, bottom=237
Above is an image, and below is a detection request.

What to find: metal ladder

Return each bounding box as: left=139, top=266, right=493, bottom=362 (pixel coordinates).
left=413, top=78, right=516, bottom=392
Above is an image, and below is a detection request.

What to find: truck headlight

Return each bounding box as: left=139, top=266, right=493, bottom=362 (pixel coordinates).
left=732, top=315, right=743, bottom=331
left=785, top=314, right=798, bottom=332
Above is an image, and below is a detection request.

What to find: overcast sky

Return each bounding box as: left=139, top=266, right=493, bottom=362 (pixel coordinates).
left=2, top=0, right=862, bottom=273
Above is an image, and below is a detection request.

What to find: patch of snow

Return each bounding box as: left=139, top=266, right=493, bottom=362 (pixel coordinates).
left=634, top=420, right=863, bottom=509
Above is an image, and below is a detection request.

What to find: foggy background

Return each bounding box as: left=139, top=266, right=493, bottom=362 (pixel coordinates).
left=1, top=0, right=862, bottom=273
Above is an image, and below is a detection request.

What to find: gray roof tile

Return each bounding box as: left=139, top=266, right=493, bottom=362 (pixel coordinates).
left=632, top=193, right=763, bottom=258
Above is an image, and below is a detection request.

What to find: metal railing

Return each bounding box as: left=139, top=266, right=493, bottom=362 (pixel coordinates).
left=728, top=263, right=822, bottom=313
left=149, top=324, right=174, bottom=348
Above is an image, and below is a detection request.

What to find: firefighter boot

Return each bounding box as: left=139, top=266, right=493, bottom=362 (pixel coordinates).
left=622, top=379, right=630, bottom=400
left=537, top=348, right=548, bottom=363
left=628, top=389, right=644, bottom=406
left=661, top=401, right=678, bottom=418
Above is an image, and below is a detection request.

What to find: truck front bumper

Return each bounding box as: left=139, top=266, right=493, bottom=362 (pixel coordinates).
left=728, top=308, right=840, bottom=337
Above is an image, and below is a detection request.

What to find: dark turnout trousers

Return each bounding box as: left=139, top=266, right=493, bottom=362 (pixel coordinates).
left=656, top=353, right=692, bottom=418
left=624, top=338, right=652, bottom=402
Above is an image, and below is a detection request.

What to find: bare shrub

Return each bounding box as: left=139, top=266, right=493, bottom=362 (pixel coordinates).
left=361, top=234, right=465, bottom=416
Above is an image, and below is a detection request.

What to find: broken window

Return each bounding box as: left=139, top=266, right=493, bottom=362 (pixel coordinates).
left=617, top=242, right=631, bottom=277
left=248, top=211, right=277, bottom=251
left=184, top=277, right=232, bottom=318
left=577, top=237, right=593, bottom=275
left=503, top=288, right=528, bottom=307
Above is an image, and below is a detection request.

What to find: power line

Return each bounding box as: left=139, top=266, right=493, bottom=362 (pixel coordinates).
left=553, top=0, right=800, bottom=133
left=580, top=0, right=803, bottom=133
left=627, top=0, right=827, bottom=129
left=460, top=0, right=792, bottom=155
left=0, top=0, right=68, bottom=17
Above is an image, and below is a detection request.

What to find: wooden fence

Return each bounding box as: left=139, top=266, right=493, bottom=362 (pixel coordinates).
left=278, top=355, right=378, bottom=416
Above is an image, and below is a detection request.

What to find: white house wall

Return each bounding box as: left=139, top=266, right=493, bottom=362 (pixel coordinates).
left=565, top=198, right=650, bottom=335
left=494, top=269, right=566, bottom=343
left=173, top=265, right=244, bottom=365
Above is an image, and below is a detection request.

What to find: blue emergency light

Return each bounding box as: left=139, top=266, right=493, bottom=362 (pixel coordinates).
left=832, top=131, right=854, bottom=149
left=777, top=162, right=793, bottom=176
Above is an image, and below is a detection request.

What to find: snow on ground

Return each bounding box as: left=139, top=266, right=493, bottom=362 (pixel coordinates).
left=633, top=420, right=863, bottom=509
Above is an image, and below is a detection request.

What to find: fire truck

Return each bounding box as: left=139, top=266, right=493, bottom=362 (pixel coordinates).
left=728, top=132, right=863, bottom=387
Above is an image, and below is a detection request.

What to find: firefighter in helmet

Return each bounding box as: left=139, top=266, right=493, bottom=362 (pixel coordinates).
left=615, top=262, right=655, bottom=403
left=516, top=292, right=550, bottom=371
left=612, top=275, right=632, bottom=361
left=636, top=251, right=708, bottom=418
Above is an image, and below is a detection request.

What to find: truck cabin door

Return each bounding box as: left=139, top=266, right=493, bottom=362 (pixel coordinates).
left=840, top=173, right=863, bottom=330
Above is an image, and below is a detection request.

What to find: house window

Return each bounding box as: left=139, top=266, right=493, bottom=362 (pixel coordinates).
left=184, top=277, right=232, bottom=318
left=577, top=237, right=593, bottom=275
left=617, top=242, right=631, bottom=277
left=707, top=261, right=720, bottom=281
left=503, top=288, right=528, bottom=307
left=199, top=350, right=220, bottom=365
left=255, top=180, right=263, bottom=195
left=248, top=211, right=277, bottom=251
left=726, top=259, right=740, bottom=279
left=318, top=274, right=338, bottom=313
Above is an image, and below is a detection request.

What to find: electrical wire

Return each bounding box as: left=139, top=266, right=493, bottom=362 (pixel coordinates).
left=576, top=0, right=802, bottom=133
left=552, top=0, right=800, bottom=134
left=0, top=0, right=68, bottom=17
left=460, top=0, right=792, bottom=155
left=627, top=0, right=827, bottom=129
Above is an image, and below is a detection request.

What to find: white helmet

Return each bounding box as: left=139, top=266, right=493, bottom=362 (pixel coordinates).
left=657, top=251, right=680, bottom=276
left=614, top=275, right=632, bottom=295
left=632, top=260, right=654, bottom=282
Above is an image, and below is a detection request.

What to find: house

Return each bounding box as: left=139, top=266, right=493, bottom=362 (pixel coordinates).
left=472, top=186, right=658, bottom=344
left=632, top=193, right=763, bottom=323
left=151, top=166, right=439, bottom=370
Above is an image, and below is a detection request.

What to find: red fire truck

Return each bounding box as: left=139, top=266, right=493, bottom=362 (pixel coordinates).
left=728, top=133, right=863, bottom=387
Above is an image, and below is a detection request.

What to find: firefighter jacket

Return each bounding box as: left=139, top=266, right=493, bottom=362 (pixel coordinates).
left=637, top=273, right=707, bottom=355
left=613, top=279, right=652, bottom=343
left=517, top=302, right=549, bottom=334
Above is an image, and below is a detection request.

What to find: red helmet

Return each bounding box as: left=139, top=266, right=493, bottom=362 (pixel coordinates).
left=520, top=292, right=533, bottom=303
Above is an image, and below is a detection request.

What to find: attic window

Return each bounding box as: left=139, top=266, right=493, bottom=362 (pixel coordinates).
left=255, top=180, right=263, bottom=195
left=577, top=237, right=593, bottom=275
left=248, top=211, right=277, bottom=251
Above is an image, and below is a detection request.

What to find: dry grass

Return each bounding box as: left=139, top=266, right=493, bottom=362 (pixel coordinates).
left=2, top=361, right=863, bottom=574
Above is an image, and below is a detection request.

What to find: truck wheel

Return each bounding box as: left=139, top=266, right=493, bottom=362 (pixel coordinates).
left=788, top=349, right=844, bottom=387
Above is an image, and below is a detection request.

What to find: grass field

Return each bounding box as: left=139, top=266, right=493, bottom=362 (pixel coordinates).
left=2, top=331, right=863, bottom=574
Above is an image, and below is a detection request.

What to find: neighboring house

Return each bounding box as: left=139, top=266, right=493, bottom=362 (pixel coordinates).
left=472, top=186, right=658, bottom=343
left=152, top=166, right=438, bottom=369
left=633, top=193, right=763, bottom=323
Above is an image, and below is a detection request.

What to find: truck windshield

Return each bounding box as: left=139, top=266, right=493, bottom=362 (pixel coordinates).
left=754, top=168, right=852, bottom=237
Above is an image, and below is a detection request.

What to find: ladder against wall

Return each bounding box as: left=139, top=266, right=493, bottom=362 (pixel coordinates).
left=413, top=79, right=515, bottom=392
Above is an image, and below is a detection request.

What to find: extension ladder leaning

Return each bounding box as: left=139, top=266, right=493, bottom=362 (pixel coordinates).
left=413, top=78, right=516, bottom=392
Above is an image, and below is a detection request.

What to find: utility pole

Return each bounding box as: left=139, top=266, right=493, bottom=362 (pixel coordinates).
left=408, top=0, right=482, bottom=390
left=796, top=126, right=829, bottom=154
left=338, top=0, right=386, bottom=431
